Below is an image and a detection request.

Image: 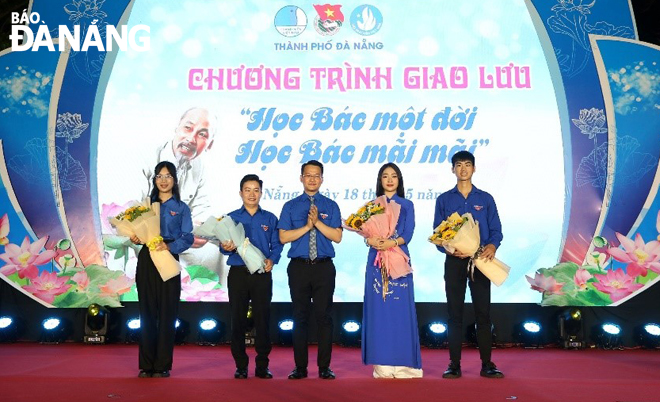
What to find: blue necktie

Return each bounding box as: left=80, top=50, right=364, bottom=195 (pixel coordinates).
left=309, top=196, right=317, bottom=260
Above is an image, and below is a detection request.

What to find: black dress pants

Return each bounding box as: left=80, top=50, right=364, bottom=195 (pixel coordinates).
left=228, top=265, right=273, bottom=370
left=287, top=258, right=336, bottom=369
left=444, top=254, right=492, bottom=364
left=136, top=247, right=181, bottom=372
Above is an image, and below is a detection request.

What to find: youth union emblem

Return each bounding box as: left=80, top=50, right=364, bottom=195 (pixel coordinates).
left=313, top=4, right=344, bottom=36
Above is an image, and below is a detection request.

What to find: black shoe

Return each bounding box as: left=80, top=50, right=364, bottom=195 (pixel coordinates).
left=480, top=362, right=504, bottom=379
left=234, top=368, right=248, bottom=379
left=319, top=367, right=335, bottom=380
left=138, top=370, right=152, bottom=378
left=152, top=370, right=170, bottom=378
left=288, top=367, right=308, bottom=379
left=255, top=367, right=273, bottom=379
left=442, top=362, right=462, bottom=379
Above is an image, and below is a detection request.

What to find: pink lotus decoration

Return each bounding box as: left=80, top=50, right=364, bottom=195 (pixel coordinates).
left=22, top=271, right=71, bottom=304
left=0, top=236, right=57, bottom=279
left=99, top=275, right=134, bottom=297
left=71, top=271, right=90, bottom=291
left=0, top=213, right=9, bottom=245
left=100, top=201, right=135, bottom=234
left=181, top=275, right=228, bottom=302
left=526, top=272, right=565, bottom=295
left=593, top=269, right=644, bottom=303
left=608, top=233, right=660, bottom=277
left=574, top=268, right=592, bottom=291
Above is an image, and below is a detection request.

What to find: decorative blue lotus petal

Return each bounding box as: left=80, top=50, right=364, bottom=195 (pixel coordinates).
left=64, top=0, right=108, bottom=23
left=56, top=112, right=89, bottom=143
left=571, top=107, right=607, bottom=139
left=7, top=139, right=50, bottom=185
left=55, top=146, right=87, bottom=191
left=546, top=0, right=634, bottom=77
left=576, top=136, right=657, bottom=189
left=615, top=136, right=658, bottom=184
left=576, top=141, right=608, bottom=189
left=7, top=138, right=87, bottom=191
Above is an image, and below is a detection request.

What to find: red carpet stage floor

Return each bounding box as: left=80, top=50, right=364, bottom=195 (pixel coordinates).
left=1, top=344, right=659, bottom=402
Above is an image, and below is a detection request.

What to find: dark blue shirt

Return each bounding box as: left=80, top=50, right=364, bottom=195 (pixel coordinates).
left=278, top=193, right=342, bottom=259
left=220, top=206, right=283, bottom=266
left=157, top=197, right=194, bottom=255
left=368, top=194, right=415, bottom=260
left=433, top=185, right=503, bottom=253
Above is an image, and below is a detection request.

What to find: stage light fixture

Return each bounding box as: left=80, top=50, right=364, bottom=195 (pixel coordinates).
left=342, top=320, right=360, bottom=333
left=40, top=317, right=69, bottom=344
left=84, top=303, right=108, bottom=344
left=645, top=323, right=660, bottom=336
left=0, top=316, right=18, bottom=343
left=125, top=318, right=141, bottom=343
left=127, top=318, right=141, bottom=329
left=0, top=316, right=12, bottom=329
left=559, top=308, right=585, bottom=349
left=594, top=323, right=622, bottom=350
left=516, top=320, right=542, bottom=348
left=200, top=318, right=217, bottom=331
left=174, top=318, right=190, bottom=344
left=278, top=319, right=294, bottom=346
left=524, top=321, right=541, bottom=333
left=279, top=319, right=293, bottom=331
left=197, top=318, right=225, bottom=346
left=635, top=323, right=660, bottom=349
left=340, top=320, right=361, bottom=347
left=421, top=321, right=448, bottom=348
left=43, top=318, right=61, bottom=330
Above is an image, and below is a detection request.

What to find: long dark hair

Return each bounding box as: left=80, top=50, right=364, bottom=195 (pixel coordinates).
left=376, top=163, right=405, bottom=197
left=150, top=161, right=181, bottom=202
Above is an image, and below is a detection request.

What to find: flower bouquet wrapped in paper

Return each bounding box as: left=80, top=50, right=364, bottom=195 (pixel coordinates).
left=193, top=216, right=266, bottom=274
left=429, top=212, right=510, bottom=286
left=344, top=195, right=412, bottom=299
left=109, top=199, right=181, bottom=281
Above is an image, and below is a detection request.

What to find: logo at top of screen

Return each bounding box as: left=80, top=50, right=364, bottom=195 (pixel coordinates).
left=274, top=5, right=308, bottom=37
left=350, top=4, right=383, bottom=36
left=313, top=4, right=344, bottom=36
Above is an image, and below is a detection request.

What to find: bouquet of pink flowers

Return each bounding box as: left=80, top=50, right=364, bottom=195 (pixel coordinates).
left=344, top=195, right=412, bottom=299
left=109, top=199, right=181, bottom=281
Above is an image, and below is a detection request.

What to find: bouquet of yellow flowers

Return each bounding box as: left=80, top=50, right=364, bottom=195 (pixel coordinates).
left=344, top=196, right=412, bottom=300
left=429, top=212, right=468, bottom=243
left=344, top=200, right=385, bottom=231
left=430, top=212, right=510, bottom=286
left=109, top=199, right=181, bottom=281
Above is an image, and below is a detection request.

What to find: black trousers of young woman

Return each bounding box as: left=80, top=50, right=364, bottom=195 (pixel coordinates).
left=136, top=246, right=181, bottom=372
left=444, top=254, right=492, bottom=364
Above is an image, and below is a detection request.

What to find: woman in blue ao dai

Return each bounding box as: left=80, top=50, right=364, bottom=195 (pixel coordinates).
left=362, top=163, right=422, bottom=378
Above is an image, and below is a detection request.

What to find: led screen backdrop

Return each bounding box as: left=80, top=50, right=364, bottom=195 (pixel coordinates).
left=0, top=0, right=658, bottom=307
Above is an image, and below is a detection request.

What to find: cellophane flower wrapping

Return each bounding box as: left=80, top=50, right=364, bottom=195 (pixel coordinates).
left=194, top=216, right=266, bottom=274
left=109, top=199, right=181, bottom=281
left=431, top=212, right=510, bottom=286
left=344, top=195, right=412, bottom=279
